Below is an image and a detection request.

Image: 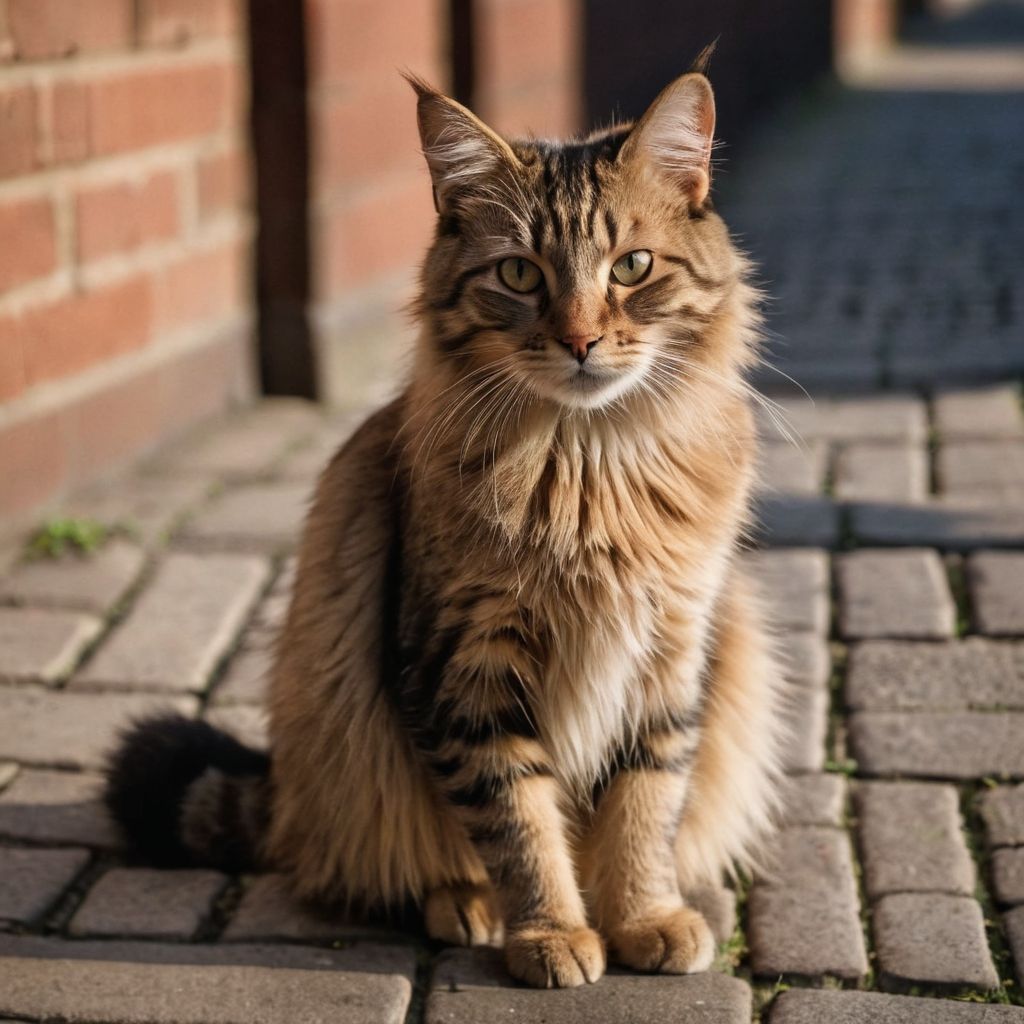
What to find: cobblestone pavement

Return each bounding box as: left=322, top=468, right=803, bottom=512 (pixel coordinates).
left=725, top=2, right=1024, bottom=395
left=2, top=10, right=1024, bottom=1024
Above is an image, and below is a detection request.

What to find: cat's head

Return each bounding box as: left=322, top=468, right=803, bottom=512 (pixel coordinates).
left=412, top=72, right=751, bottom=413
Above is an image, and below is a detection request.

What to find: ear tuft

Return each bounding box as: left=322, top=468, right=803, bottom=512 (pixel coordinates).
left=689, top=39, right=718, bottom=76
left=620, top=73, right=716, bottom=206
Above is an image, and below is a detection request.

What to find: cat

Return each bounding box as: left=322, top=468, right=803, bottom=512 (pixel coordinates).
left=106, top=66, right=786, bottom=989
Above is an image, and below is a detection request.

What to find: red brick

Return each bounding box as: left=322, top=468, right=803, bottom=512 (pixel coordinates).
left=49, top=80, right=91, bottom=165
left=834, top=0, right=896, bottom=67
left=0, top=84, right=38, bottom=179
left=8, top=0, right=132, bottom=60
left=307, top=0, right=442, bottom=88
left=0, top=195, right=57, bottom=292
left=68, top=365, right=165, bottom=482
left=161, top=325, right=252, bottom=433
left=153, top=237, right=246, bottom=332
left=313, top=80, right=421, bottom=190
left=75, top=171, right=180, bottom=262
left=137, top=0, right=240, bottom=47
left=478, top=0, right=578, bottom=96
left=197, top=146, right=248, bottom=220
left=88, top=62, right=234, bottom=157
left=17, top=276, right=154, bottom=385
left=318, top=174, right=434, bottom=295
left=0, top=411, right=70, bottom=520
left=484, top=81, right=580, bottom=139
left=0, top=322, right=27, bottom=400
left=0, top=3, right=14, bottom=62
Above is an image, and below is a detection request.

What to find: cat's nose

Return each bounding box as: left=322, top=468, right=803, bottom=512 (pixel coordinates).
left=558, top=335, right=602, bottom=364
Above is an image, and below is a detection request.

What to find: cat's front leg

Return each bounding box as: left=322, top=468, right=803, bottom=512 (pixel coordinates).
left=584, top=716, right=715, bottom=974
left=406, top=627, right=604, bottom=987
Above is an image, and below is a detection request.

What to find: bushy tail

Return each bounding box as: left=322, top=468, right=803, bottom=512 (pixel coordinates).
left=105, top=714, right=271, bottom=872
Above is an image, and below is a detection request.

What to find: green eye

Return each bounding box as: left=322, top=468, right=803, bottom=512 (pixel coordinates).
left=611, top=250, right=653, bottom=286
left=498, top=257, right=543, bottom=293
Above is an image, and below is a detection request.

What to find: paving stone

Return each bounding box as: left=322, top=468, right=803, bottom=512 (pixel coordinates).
left=250, top=560, right=294, bottom=636
left=746, top=548, right=830, bottom=634
left=836, top=548, right=956, bottom=639
left=981, top=784, right=1024, bottom=846
left=855, top=781, right=975, bottom=897
left=851, top=501, right=1024, bottom=550
left=210, top=641, right=272, bottom=705
left=851, top=711, right=1024, bottom=780
left=846, top=639, right=1024, bottom=711
left=781, top=685, right=828, bottom=773
left=992, top=847, right=1024, bottom=906
left=781, top=773, right=847, bottom=827
left=969, top=551, right=1024, bottom=636
left=278, top=415, right=361, bottom=481
left=782, top=634, right=831, bottom=689
left=74, top=552, right=269, bottom=694
left=0, top=847, right=90, bottom=925
left=758, top=442, right=826, bottom=495
left=770, top=987, right=1024, bottom=1023
left=938, top=441, right=1024, bottom=501
left=934, top=385, right=1024, bottom=441
left=426, top=947, right=751, bottom=1024
left=833, top=443, right=929, bottom=503
left=69, top=868, right=227, bottom=939
left=179, top=482, right=310, bottom=551
left=757, top=395, right=928, bottom=444
left=0, top=608, right=102, bottom=685
left=685, top=883, right=736, bottom=945
left=221, top=874, right=396, bottom=943
left=153, top=399, right=323, bottom=479
left=872, top=892, right=998, bottom=990
left=1006, top=905, right=1024, bottom=985
left=0, top=687, right=198, bottom=770
left=0, top=770, right=118, bottom=849
left=0, top=542, right=145, bottom=614
left=748, top=826, right=868, bottom=980
left=60, top=475, right=212, bottom=548
left=205, top=705, right=268, bottom=750
left=0, top=936, right=415, bottom=1024
left=754, top=495, right=841, bottom=548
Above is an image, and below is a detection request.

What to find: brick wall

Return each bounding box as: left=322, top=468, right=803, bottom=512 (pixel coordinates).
left=0, top=0, right=253, bottom=525
left=303, top=0, right=447, bottom=407
left=471, top=0, right=581, bottom=138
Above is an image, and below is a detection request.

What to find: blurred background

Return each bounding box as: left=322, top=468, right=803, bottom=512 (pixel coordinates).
left=0, top=0, right=1021, bottom=529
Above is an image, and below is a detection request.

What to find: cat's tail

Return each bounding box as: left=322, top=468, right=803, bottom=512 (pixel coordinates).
left=104, top=713, right=271, bottom=872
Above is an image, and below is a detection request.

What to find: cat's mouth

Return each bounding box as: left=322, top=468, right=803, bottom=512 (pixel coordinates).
left=555, top=362, right=642, bottom=409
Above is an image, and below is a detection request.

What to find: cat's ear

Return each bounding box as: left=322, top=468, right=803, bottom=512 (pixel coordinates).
left=619, top=73, right=716, bottom=206
left=406, top=74, right=520, bottom=214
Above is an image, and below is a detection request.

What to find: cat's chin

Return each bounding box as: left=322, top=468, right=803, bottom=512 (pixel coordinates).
left=537, top=366, right=644, bottom=411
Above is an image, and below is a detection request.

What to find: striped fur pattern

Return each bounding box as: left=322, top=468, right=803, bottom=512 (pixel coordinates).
left=267, top=73, right=783, bottom=987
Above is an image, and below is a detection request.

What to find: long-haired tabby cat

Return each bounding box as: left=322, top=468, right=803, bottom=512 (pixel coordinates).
left=107, top=66, right=785, bottom=988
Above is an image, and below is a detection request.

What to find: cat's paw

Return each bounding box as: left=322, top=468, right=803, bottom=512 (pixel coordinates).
left=608, top=905, right=715, bottom=974
left=505, top=924, right=605, bottom=988
left=424, top=883, right=503, bottom=947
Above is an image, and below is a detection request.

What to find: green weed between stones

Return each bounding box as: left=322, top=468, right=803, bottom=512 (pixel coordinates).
left=25, top=517, right=128, bottom=559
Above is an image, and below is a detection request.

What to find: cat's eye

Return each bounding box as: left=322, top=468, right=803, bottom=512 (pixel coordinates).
left=610, top=250, right=653, bottom=286
left=498, top=257, right=543, bottom=294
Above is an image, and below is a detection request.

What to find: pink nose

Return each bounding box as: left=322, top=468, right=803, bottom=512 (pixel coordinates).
left=558, top=334, right=602, bottom=364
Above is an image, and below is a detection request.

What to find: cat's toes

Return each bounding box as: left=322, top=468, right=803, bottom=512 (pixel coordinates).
left=608, top=905, right=715, bottom=974
left=424, top=884, right=503, bottom=947
left=505, top=924, right=606, bottom=988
